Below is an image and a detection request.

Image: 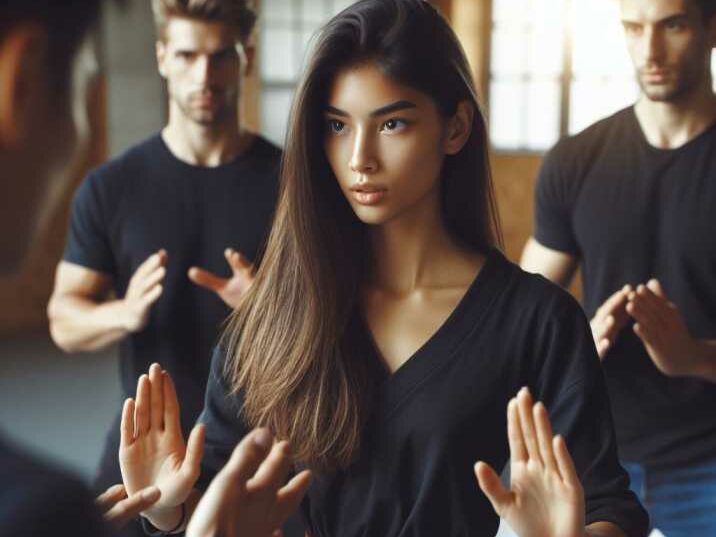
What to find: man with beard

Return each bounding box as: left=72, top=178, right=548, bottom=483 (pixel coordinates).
left=47, top=1, right=281, bottom=535
left=521, top=0, right=716, bottom=534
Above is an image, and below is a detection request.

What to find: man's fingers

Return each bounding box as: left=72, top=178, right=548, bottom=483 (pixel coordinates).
left=120, top=398, right=135, bottom=447
left=163, top=371, right=181, bottom=435
left=633, top=322, right=657, bottom=346
left=103, top=486, right=161, bottom=529
left=507, top=398, right=527, bottom=464
left=596, top=338, right=611, bottom=359
left=627, top=288, right=664, bottom=330
left=533, top=402, right=558, bottom=473
left=225, top=248, right=253, bottom=274
left=139, top=283, right=163, bottom=309
left=553, top=435, right=579, bottom=487
left=148, top=363, right=164, bottom=430
left=598, top=286, right=630, bottom=318
left=474, top=461, right=513, bottom=516
left=95, top=484, right=126, bottom=512
left=136, top=266, right=166, bottom=296
left=646, top=278, right=666, bottom=298
left=276, top=469, right=313, bottom=522
left=134, top=250, right=167, bottom=280
left=135, top=374, right=151, bottom=436
left=188, top=267, right=226, bottom=293
left=516, top=388, right=542, bottom=465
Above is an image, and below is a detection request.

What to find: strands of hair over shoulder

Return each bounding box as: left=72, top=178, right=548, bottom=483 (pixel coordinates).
left=223, top=0, right=502, bottom=471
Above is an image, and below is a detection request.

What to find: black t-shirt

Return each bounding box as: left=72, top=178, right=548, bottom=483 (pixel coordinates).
left=63, top=133, right=280, bottom=481
left=0, top=434, right=109, bottom=537
left=196, top=249, right=648, bottom=537
left=535, top=106, right=716, bottom=468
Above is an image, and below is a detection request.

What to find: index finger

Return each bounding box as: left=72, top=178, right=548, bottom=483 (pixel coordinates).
left=187, top=267, right=226, bottom=293
left=598, top=286, right=630, bottom=317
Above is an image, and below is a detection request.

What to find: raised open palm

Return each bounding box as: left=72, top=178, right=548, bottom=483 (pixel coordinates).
left=475, top=388, right=585, bottom=537
left=119, top=363, right=204, bottom=523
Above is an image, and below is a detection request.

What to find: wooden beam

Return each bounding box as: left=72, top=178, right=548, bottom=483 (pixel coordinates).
left=449, top=0, right=491, bottom=103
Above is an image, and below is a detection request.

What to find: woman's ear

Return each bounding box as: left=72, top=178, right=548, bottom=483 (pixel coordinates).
left=443, top=100, right=474, bottom=155
left=0, top=24, right=47, bottom=150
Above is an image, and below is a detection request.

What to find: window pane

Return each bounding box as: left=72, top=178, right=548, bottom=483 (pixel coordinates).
left=261, top=27, right=298, bottom=81
left=526, top=79, right=560, bottom=150
left=491, top=26, right=528, bottom=77
left=489, top=80, right=525, bottom=150
left=264, top=0, right=295, bottom=24
left=527, top=17, right=563, bottom=76
left=572, top=0, right=631, bottom=77
left=302, top=0, right=328, bottom=24
left=492, top=0, right=531, bottom=24
left=569, top=78, right=638, bottom=134
left=261, top=88, right=294, bottom=147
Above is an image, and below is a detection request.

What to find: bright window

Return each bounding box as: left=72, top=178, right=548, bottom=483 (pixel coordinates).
left=489, top=0, right=638, bottom=152
left=260, top=0, right=356, bottom=146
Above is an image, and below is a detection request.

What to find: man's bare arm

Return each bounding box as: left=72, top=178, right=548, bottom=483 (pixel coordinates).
left=520, top=237, right=579, bottom=288
left=48, top=250, right=166, bottom=352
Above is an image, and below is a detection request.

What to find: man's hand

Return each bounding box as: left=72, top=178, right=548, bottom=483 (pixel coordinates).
left=626, top=279, right=700, bottom=377
left=186, top=429, right=312, bottom=537
left=589, top=286, right=632, bottom=359
left=188, top=248, right=254, bottom=309
left=475, top=388, right=585, bottom=537
left=119, top=364, right=204, bottom=531
left=122, top=250, right=167, bottom=332
left=96, top=483, right=161, bottom=530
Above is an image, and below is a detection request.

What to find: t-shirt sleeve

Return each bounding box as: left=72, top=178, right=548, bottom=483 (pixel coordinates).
left=63, top=172, right=116, bottom=274
left=533, top=293, right=649, bottom=537
left=196, top=345, right=251, bottom=491
left=533, top=142, right=580, bottom=255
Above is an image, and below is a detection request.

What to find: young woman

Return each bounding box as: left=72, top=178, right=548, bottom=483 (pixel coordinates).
left=118, top=1, right=648, bottom=535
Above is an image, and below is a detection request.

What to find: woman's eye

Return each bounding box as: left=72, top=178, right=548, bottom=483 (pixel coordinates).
left=327, top=120, right=346, bottom=134
left=382, top=118, right=407, bottom=132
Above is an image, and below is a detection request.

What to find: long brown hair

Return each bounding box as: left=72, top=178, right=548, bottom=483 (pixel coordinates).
left=224, top=0, right=501, bottom=470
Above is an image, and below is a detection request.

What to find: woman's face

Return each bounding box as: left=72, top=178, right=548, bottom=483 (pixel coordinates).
left=323, top=62, right=454, bottom=226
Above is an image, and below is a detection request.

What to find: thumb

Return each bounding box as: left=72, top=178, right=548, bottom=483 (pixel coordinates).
left=474, top=461, right=513, bottom=516
left=188, top=267, right=226, bottom=293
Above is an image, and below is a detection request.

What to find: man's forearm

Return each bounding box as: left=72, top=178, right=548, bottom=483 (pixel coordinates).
left=47, top=294, right=130, bottom=352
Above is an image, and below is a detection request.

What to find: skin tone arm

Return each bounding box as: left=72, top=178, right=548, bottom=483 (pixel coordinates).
left=475, top=388, right=626, bottom=537
left=188, top=247, right=255, bottom=309
left=627, top=279, right=716, bottom=383
left=96, top=483, right=161, bottom=530
left=119, top=364, right=311, bottom=534
left=47, top=250, right=166, bottom=352
left=520, top=238, right=632, bottom=360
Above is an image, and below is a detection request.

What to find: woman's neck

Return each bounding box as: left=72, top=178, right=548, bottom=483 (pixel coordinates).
left=367, top=186, right=480, bottom=294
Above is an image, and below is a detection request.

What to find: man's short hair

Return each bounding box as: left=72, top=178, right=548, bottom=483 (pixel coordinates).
left=694, top=0, right=716, bottom=20
left=152, top=0, right=257, bottom=43
left=0, top=1, right=105, bottom=100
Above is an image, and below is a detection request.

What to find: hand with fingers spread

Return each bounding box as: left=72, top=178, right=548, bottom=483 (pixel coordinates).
left=589, top=285, right=632, bottom=359
left=475, top=387, right=585, bottom=537
left=119, top=363, right=204, bottom=531
left=626, top=279, right=700, bottom=377
left=188, top=248, right=255, bottom=309
left=187, top=428, right=312, bottom=537
left=96, top=483, right=161, bottom=530
left=122, top=250, right=167, bottom=333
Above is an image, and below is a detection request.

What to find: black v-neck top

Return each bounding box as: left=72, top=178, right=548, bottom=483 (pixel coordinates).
left=197, top=249, right=648, bottom=536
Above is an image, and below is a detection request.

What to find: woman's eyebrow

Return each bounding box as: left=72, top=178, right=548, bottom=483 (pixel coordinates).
left=324, top=100, right=418, bottom=118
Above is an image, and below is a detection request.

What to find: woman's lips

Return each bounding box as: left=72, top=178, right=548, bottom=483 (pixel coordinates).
left=350, top=187, right=387, bottom=205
